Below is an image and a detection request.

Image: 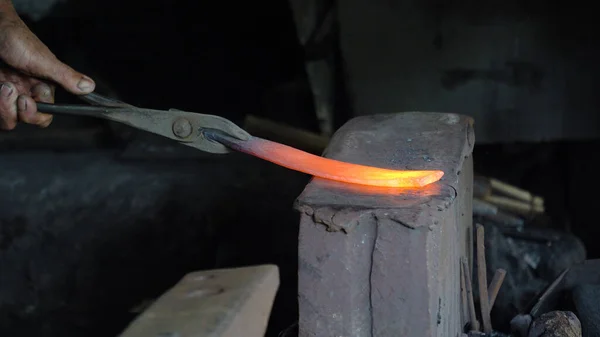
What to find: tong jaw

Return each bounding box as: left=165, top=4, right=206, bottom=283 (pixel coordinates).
left=99, top=107, right=249, bottom=154
left=77, top=93, right=250, bottom=154
left=167, top=108, right=251, bottom=154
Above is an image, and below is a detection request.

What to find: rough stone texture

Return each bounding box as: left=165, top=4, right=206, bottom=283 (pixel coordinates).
left=528, top=311, right=582, bottom=337
left=295, top=112, right=474, bottom=337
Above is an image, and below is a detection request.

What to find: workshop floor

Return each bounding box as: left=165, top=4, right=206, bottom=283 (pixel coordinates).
left=0, top=150, right=306, bottom=337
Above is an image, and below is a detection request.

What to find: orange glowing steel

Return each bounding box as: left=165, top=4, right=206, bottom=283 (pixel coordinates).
left=205, top=130, right=444, bottom=188
left=311, top=177, right=445, bottom=197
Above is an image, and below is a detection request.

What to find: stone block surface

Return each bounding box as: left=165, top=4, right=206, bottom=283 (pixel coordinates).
left=295, top=112, right=475, bottom=337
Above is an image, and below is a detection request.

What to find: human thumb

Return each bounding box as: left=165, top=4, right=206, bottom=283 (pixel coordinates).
left=0, top=3, right=96, bottom=94
left=28, top=54, right=96, bottom=95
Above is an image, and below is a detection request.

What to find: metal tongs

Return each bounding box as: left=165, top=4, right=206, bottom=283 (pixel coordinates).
left=37, top=92, right=250, bottom=154
left=37, top=92, right=447, bottom=188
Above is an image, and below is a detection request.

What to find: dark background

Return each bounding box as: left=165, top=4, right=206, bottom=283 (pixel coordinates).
left=0, top=0, right=599, bottom=336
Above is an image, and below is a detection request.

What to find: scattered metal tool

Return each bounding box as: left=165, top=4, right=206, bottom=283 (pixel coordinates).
left=37, top=92, right=251, bottom=154
left=527, top=268, right=570, bottom=319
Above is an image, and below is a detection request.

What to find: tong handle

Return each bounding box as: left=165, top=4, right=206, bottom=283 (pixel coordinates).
left=35, top=92, right=250, bottom=154
left=36, top=102, right=114, bottom=117
left=79, top=92, right=134, bottom=108
left=37, top=92, right=134, bottom=116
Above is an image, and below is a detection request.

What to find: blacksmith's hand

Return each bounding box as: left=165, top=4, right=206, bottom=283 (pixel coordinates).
left=0, top=0, right=95, bottom=130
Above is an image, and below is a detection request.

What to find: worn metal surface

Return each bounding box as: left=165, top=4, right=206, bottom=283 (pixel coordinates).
left=37, top=93, right=250, bottom=154
left=295, top=112, right=474, bottom=336
left=118, top=265, right=279, bottom=337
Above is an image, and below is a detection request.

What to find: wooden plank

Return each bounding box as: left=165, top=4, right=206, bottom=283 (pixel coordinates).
left=118, top=264, right=279, bottom=337
left=487, top=268, right=506, bottom=310
left=461, top=257, right=480, bottom=332
left=476, top=224, right=493, bottom=333
left=242, top=114, right=330, bottom=154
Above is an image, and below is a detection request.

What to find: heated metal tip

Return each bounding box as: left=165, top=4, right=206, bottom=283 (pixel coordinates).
left=201, top=130, right=445, bottom=188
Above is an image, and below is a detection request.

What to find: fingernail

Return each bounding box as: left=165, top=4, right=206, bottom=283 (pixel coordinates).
left=0, top=84, right=13, bottom=98
left=17, top=96, right=27, bottom=112
left=77, top=76, right=95, bottom=92
left=39, top=115, right=53, bottom=128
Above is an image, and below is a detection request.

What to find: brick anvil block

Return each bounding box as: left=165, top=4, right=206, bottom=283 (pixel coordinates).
left=294, top=112, right=475, bottom=337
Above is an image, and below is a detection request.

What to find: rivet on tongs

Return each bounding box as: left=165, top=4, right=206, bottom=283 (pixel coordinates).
left=172, top=118, right=193, bottom=139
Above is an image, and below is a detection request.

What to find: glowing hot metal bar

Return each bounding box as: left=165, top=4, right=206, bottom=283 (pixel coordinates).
left=204, top=129, right=444, bottom=188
